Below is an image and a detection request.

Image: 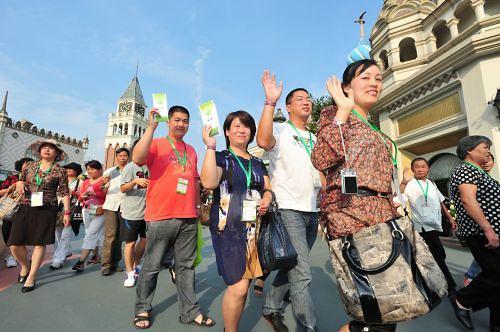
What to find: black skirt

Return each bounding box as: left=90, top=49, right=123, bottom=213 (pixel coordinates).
left=7, top=204, right=58, bottom=246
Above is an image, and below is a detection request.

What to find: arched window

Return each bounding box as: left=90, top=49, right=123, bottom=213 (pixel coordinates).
left=124, top=123, right=129, bottom=135
left=399, top=37, right=417, bottom=62
left=432, top=20, right=452, bottom=49
left=379, top=50, right=389, bottom=70
left=118, top=123, right=123, bottom=135
left=455, top=1, right=476, bottom=33
left=113, top=124, right=117, bottom=135
left=485, top=0, right=500, bottom=16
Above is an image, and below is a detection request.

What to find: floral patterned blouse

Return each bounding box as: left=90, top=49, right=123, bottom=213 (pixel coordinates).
left=311, top=105, right=400, bottom=239
left=20, top=161, right=69, bottom=206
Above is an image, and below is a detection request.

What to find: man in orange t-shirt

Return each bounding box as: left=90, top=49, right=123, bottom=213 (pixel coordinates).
left=131, top=106, right=215, bottom=329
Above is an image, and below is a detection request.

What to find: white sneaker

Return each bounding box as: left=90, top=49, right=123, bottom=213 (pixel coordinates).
left=123, top=271, right=137, bottom=287
left=5, top=255, right=18, bottom=268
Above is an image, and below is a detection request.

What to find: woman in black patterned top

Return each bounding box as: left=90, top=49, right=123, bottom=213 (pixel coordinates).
left=9, top=139, right=71, bottom=293
left=449, top=135, right=500, bottom=331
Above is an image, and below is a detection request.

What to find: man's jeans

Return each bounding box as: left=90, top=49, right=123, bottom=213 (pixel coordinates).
left=263, top=209, right=318, bottom=331
left=135, top=218, right=200, bottom=322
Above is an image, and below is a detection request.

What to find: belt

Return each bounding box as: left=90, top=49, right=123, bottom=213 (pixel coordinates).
left=356, top=187, right=392, bottom=198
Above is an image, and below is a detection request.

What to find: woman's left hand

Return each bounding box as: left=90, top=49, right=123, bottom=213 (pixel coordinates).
left=63, top=214, right=71, bottom=227
left=257, top=198, right=271, bottom=215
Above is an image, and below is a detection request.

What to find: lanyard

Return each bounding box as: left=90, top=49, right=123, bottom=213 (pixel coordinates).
left=228, top=147, right=252, bottom=189
left=465, top=162, right=489, bottom=177
left=35, top=162, right=53, bottom=188
left=351, top=109, right=398, bottom=167
left=416, top=179, right=429, bottom=203
left=166, top=136, right=187, bottom=169
left=287, top=121, right=313, bottom=156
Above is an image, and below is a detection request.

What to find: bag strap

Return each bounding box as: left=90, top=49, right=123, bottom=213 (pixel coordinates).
left=341, top=219, right=405, bottom=275
left=392, top=168, right=408, bottom=214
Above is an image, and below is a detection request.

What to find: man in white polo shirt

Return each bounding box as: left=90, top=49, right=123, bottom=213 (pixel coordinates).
left=257, top=71, right=324, bottom=332
left=400, top=157, right=457, bottom=293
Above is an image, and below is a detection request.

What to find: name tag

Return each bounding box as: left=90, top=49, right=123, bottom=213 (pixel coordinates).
left=422, top=206, right=433, bottom=217
left=176, top=178, right=189, bottom=195
left=242, top=200, right=257, bottom=222
left=31, top=192, right=44, bottom=207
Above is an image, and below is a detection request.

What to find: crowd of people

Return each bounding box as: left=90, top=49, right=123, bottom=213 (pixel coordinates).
left=0, top=60, right=499, bottom=332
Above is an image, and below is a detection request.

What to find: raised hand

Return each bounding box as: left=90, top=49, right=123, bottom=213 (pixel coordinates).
left=326, top=76, right=354, bottom=121
left=202, top=125, right=217, bottom=147
left=402, top=167, right=413, bottom=184
left=147, top=108, right=160, bottom=131
left=261, top=70, right=283, bottom=103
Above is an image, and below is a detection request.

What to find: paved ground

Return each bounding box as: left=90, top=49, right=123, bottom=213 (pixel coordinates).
left=0, top=227, right=490, bottom=332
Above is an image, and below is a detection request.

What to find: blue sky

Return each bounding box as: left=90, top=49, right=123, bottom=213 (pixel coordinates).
left=0, top=0, right=383, bottom=161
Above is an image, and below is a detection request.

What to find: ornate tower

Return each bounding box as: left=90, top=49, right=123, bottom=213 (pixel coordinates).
left=104, top=74, right=148, bottom=169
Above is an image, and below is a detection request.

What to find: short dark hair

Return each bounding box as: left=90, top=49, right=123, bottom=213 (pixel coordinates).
left=85, top=160, right=102, bottom=170
left=168, top=105, right=190, bottom=120
left=342, top=59, right=379, bottom=91
left=285, top=88, right=309, bottom=105
left=115, top=147, right=130, bottom=156
left=14, top=158, right=34, bottom=172
left=223, top=110, right=256, bottom=149
left=456, top=135, right=492, bottom=160
left=411, top=157, right=428, bottom=168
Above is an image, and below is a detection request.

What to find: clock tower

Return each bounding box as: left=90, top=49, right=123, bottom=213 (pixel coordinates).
left=104, top=74, right=148, bottom=168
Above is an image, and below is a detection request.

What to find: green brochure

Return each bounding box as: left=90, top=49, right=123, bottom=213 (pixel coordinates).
left=199, top=100, right=220, bottom=136
left=152, top=93, right=168, bottom=122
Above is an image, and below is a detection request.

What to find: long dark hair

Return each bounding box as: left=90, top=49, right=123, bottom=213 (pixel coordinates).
left=223, top=110, right=256, bottom=149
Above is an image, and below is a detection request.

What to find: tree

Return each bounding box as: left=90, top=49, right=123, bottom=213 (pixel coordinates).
left=307, top=95, right=334, bottom=134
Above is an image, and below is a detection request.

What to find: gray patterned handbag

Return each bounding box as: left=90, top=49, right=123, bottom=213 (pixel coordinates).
left=0, top=185, right=22, bottom=220
left=327, top=169, right=448, bottom=324
left=328, top=216, right=448, bottom=323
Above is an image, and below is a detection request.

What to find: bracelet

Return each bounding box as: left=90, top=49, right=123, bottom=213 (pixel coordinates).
left=206, top=145, right=216, bottom=151
left=264, top=100, right=277, bottom=107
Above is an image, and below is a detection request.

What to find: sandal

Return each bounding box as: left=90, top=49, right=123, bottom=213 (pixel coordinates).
left=88, top=255, right=101, bottom=265
left=254, top=278, right=265, bottom=296
left=134, top=314, right=151, bottom=329
left=179, top=315, right=215, bottom=328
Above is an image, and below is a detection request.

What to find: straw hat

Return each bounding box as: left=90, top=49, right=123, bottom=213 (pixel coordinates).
left=30, top=139, right=67, bottom=162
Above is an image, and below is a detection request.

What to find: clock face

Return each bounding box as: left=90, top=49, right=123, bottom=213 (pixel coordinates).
left=119, top=102, right=132, bottom=114
left=135, top=104, right=145, bottom=116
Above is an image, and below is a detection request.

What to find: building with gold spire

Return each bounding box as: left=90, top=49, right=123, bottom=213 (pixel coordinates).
left=369, top=0, right=500, bottom=192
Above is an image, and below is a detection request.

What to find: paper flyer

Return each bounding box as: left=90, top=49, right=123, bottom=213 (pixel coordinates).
left=152, top=93, right=168, bottom=122
left=199, top=100, right=220, bottom=136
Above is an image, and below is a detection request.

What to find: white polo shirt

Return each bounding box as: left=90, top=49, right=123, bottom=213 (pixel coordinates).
left=264, top=122, right=322, bottom=212
left=404, top=178, right=445, bottom=232
left=102, top=166, right=124, bottom=211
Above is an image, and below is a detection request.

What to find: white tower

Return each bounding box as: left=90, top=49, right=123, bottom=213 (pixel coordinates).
left=104, top=74, right=148, bottom=168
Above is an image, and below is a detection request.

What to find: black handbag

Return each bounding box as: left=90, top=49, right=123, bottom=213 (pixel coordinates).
left=70, top=204, right=83, bottom=236
left=257, top=190, right=298, bottom=274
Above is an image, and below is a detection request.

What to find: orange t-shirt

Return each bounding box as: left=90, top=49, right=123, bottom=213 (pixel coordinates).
left=144, top=138, right=199, bottom=222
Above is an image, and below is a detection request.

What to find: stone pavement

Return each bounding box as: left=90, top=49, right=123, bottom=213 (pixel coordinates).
left=0, top=228, right=490, bottom=332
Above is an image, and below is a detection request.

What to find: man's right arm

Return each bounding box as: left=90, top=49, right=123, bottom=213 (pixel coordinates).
left=133, top=109, right=159, bottom=166
left=256, top=70, right=282, bottom=151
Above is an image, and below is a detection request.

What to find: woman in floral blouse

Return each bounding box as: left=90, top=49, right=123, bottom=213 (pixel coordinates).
left=9, top=139, right=70, bottom=293
left=311, top=59, right=399, bottom=332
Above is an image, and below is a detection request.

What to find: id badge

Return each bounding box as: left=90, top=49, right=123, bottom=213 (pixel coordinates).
left=341, top=168, right=358, bottom=195
left=176, top=178, right=189, bottom=195
left=422, top=206, right=433, bottom=218
left=242, top=200, right=257, bottom=222
left=31, top=192, right=44, bottom=207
